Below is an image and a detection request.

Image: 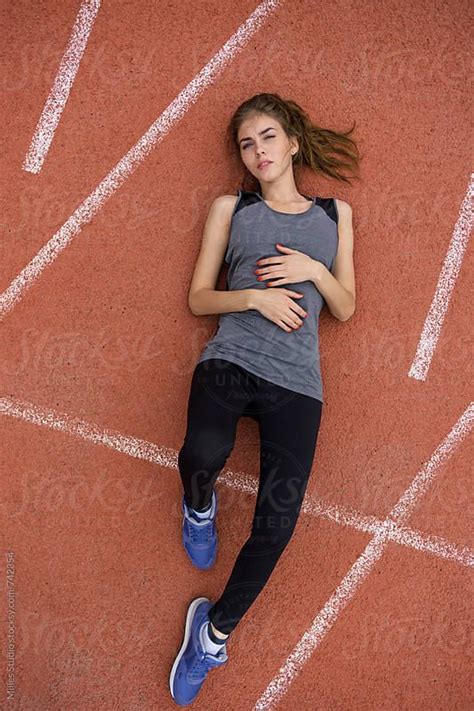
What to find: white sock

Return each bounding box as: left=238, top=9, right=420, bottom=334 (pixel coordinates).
left=200, top=621, right=227, bottom=656
left=191, top=493, right=215, bottom=520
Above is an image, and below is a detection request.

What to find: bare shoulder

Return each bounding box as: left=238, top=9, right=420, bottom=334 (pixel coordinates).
left=334, top=198, right=354, bottom=251
left=209, top=193, right=240, bottom=221
left=334, top=198, right=352, bottom=218
left=188, top=194, right=240, bottom=303
left=200, top=193, right=239, bottom=251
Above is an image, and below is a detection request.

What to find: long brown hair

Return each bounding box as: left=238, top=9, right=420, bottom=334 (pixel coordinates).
left=226, top=92, right=361, bottom=194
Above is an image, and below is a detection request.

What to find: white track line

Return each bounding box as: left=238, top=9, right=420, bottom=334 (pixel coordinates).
left=253, top=402, right=473, bottom=710
left=2, top=0, right=281, bottom=319
left=1, top=395, right=472, bottom=569
left=408, top=173, right=474, bottom=381
left=22, top=0, right=102, bottom=174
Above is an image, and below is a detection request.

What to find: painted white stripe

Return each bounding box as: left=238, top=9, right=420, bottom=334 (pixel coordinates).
left=302, top=496, right=474, bottom=567
left=1, top=395, right=472, bottom=569
left=22, top=0, right=102, bottom=174
left=253, top=402, right=473, bottom=710
left=408, top=173, right=474, bottom=381
left=2, top=0, right=281, bottom=319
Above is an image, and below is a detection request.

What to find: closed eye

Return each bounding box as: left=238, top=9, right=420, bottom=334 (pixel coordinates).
left=242, top=135, right=275, bottom=149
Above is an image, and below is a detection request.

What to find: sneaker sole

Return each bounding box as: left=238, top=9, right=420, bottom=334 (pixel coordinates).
left=169, top=596, right=209, bottom=701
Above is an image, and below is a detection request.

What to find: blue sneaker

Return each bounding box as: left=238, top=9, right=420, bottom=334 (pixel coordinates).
left=182, top=490, right=218, bottom=570
left=169, top=596, right=228, bottom=706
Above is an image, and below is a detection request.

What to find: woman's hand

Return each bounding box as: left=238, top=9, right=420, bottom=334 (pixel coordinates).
left=252, top=288, right=308, bottom=332
left=254, top=244, right=320, bottom=286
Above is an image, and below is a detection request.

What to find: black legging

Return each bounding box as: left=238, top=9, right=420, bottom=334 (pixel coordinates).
left=178, top=358, right=323, bottom=635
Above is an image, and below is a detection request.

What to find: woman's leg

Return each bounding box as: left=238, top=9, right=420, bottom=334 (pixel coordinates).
left=178, top=357, right=256, bottom=513
left=208, top=382, right=323, bottom=636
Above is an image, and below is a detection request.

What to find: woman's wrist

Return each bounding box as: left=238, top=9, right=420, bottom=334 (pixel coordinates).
left=310, top=260, right=326, bottom=286
left=246, top=289, right=261, bottom=310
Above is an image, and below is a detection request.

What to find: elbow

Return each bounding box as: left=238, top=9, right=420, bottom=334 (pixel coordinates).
left=189, top=288, right=213, bottom=316
left=340, top=295, right=356, bottom=322
left=188, top=291, right=201, bottom=316
left=339, top=305, right=356, bottom=322
left=189, top=300, right=209, bottom=317
left=188, top=297, right=198, bottom=316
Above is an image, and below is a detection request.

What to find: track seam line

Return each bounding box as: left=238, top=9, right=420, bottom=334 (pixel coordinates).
left=2, top=0, right=281, bottom=318
left=23, top=0, right=102, bottom=174
left=1, top=395, right=472, bottom=569
left=253, top=402, right=473, bottom=709
left=408, top=172, right=473, bottom=381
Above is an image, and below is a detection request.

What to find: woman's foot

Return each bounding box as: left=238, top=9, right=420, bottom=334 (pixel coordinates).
left=169, top=597, right=228, bottom=706
left=181, top=490, right=218, bottom=570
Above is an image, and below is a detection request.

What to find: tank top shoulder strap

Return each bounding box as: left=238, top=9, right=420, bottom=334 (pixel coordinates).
left=232, top=190, right=338, bottom=223
left=231, top=189, right=261, bottom=218
left=314, top=196, right=339, bottom=225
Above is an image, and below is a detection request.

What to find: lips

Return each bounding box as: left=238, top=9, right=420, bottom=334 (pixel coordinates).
left=258, top=161, right=273, bottom=169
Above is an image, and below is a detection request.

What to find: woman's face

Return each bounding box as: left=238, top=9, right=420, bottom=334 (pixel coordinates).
left=237, top=113, right=298, bottom=183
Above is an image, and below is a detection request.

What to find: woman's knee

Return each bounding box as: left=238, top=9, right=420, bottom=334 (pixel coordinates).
left=179, top=432, right=234, bottom=476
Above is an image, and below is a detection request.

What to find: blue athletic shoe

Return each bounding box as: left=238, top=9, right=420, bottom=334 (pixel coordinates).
left=182, top=490, right=218, bottom=570
left=169, top=596, right=228, bottom=706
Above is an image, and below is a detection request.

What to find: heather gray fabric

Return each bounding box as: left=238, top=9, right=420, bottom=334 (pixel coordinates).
left=195, top=189, right=339, bottom=402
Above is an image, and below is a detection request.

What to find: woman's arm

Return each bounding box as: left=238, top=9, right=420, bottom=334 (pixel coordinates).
left=311, top=199, right=356, bottom=321
left=188, top=194, right=259, bottom=316
left=191, top=288, right=259, bottom=316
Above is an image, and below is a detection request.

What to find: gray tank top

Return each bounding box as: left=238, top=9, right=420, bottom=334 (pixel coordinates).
left=196, top=189, right=339, bottom=402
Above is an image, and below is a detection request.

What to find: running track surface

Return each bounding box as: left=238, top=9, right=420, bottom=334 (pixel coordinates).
left=1, top=1, right=472, bottom=708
